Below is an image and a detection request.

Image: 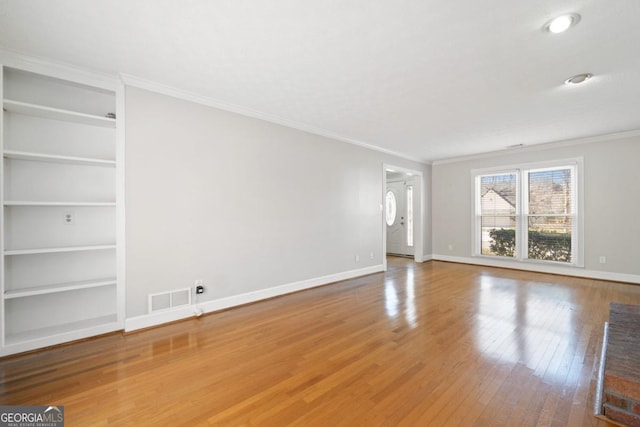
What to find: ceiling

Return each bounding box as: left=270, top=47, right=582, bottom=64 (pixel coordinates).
left=1, top=0, right=639, bottom=162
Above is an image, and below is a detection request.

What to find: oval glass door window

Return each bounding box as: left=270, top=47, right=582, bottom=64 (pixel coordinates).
left=385, top=190, right=397, bottom=226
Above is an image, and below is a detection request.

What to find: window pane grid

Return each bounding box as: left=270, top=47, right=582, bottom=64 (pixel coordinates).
left=474, top=163, right=578, bottom=265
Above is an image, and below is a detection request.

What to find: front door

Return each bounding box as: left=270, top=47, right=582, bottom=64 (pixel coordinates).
left=386, top=180, right=414, bottom=256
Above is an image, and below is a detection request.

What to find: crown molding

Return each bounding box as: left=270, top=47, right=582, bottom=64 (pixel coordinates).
left=0, top=49, right=426, bottom=164
left=432, top=129, right=640, bottom=166
left=120, top=73, right=427, bottom=164
left=3, top=50, right=638, bottom=167
left=0, top=48, right=119, bottom=91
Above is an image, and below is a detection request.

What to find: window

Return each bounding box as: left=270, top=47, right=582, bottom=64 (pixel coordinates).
left=473, top=159, right=581, bottom=265
left=526, top=167, right=575, bottom=262
left=385, top=190, right=397, bottom=226
left=478, top=173, right=517, bottom=257
left=406, top=185, right=414, bottom=247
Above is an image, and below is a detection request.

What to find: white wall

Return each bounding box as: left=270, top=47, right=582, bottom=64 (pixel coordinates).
left=125, top=87, right=431, bottom=318
left=432, top=137, right=640, bottom=278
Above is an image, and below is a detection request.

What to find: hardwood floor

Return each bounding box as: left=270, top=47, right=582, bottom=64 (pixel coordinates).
left=2, top=259, right=640, bottom=426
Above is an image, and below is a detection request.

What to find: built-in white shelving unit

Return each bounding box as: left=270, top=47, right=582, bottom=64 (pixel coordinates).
left=4, top=150, right=117, bottom=167
left=4, top=201, right=117, bottom=206
left=3, top=99, right=116, bottom=128
left=5, top=278, right=117, bottom=299
left=1, top=62, right=123, bottom=356
left=5, top=245, right=118, bottom=256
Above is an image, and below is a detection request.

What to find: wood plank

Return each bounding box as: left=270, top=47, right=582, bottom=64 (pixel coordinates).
left=2, top=258, right=640, bottom=426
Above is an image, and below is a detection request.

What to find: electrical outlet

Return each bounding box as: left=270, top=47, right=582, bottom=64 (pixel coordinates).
left=355, top=255, right=360, bottom=263
left=448, top=244, right=453, bottom=251
left=63, top=211, right=74, bottom=225
left=194, top=279, right=204, bottom=294
left=370, top=252, right=374, bottom=259
left=599, top=256, right=606, bottom=264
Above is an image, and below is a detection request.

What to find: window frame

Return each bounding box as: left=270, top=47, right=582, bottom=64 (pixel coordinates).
left=472, top=157, right=584, bottom=267
left=406, top=185, right=414, bottom=247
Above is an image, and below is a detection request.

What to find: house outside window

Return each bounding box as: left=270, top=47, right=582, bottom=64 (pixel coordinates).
left=473, top=158, right=583, bottom=266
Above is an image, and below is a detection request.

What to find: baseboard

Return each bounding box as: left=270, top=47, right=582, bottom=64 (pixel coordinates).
left=124, top=305, right=196, bottom=332
left=125, top=264, right=384, bottom=332
left=432, top=254, right=640, bottom=284
left=1, top=321, right=122, bottom=357
left=422, top=254, right=433, bottom=262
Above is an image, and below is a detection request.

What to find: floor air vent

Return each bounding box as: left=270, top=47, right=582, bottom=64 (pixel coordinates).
left=148, top=288, right=191, bottom=313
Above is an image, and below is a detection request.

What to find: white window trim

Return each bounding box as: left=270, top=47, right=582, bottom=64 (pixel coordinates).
left=471, top=157, right=584, bottom=267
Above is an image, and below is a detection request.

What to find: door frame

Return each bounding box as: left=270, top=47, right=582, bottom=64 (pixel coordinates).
left=385, top=179, right=414, bottom=257
left=382, top=163, right=424, bottom=271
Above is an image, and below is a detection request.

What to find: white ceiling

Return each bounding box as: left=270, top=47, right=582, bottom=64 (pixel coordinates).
left=1, top=0, right=639, bottom=162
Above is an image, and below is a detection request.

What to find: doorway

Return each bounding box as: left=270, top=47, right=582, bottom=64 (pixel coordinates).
left=382, top=164, right=424, bottom=271
left=386, top=177, right=415, bottom=256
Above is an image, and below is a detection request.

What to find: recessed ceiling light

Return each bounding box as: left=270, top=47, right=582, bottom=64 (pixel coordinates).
left=565, top=73, right=593, bottom=85
left=544, top=13, right=581, bottom=34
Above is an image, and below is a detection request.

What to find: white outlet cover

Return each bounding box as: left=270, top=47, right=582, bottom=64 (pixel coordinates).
left=63, top=211, right=75, bottom=225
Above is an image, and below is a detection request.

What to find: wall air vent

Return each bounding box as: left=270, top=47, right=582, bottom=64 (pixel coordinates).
left=148, top=288, right=191, bottom=313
